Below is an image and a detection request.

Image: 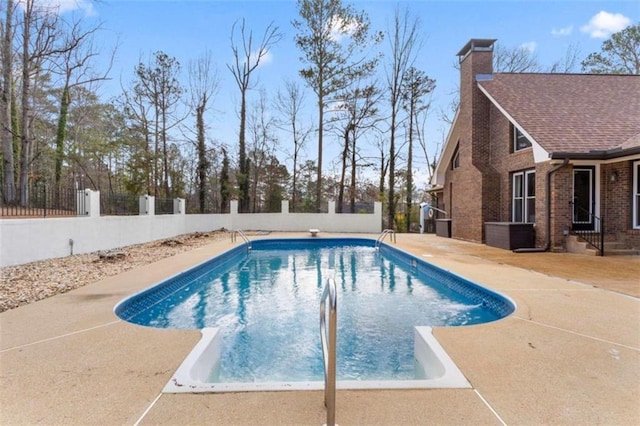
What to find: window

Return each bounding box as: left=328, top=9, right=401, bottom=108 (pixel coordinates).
left=451, top=144, right=460, bottom=170
left=634, top=161, right=640, bottom=229
left=513, top=125, right=532, bottom=152
left=513, top=170, right=535, bottom=223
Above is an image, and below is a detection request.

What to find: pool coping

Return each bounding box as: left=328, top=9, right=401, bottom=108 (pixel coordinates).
left=163, top=326, right=471, bottom=393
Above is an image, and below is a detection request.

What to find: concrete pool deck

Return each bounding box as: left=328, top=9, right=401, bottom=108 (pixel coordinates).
left=1, top=232, right=638, bottom=425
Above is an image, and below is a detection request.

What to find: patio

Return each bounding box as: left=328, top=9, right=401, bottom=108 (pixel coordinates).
left=1, top=233, right=638, bottom=425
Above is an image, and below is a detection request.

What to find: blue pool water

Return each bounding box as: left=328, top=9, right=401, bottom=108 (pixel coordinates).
left=116, top=238, right=514, bottom=382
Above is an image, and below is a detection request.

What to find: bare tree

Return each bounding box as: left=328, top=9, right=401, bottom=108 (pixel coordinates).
left=52, top=16, right=114, bottom=200
left=274, top=79, right=311, bottom=212
left=401, top=67, right=435, bottom=232
left=227, top=19, right=282, bottom=213
left=247, top=90, right=278, bottom=212
left=332, top=81, right=381, bottom=213
left=188, top=51, right=220, bottom=213
left=17, top=0, right=67, bottom=205
left=493, top=43, right=540, bottom=72
left=385, top=6, right=421, bottom=230
left=548, top=43, right=581, bottom=73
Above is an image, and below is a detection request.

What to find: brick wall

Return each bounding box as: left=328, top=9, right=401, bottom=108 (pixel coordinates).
left=602, top=161, right=640, bottom=248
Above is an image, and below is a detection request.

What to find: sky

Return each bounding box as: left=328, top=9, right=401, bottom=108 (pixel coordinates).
left=50, top=0, right=640, bottom=188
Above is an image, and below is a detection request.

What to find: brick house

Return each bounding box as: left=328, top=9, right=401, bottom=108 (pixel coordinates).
left=430, top=39, right=640, bottom=254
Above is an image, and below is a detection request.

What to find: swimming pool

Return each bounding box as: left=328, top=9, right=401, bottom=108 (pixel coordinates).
left=115, top=237, right=515, bottom=391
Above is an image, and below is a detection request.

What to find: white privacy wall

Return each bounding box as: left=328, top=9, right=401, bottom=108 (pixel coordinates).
left=0, top=197, right=382, bottom=267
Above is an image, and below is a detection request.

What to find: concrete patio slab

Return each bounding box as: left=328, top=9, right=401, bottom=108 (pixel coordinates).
left=1, top=232, right=638, bottom=425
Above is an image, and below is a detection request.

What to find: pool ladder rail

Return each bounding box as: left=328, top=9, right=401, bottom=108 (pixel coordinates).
left=231, top=229, right=252, bottom=251
left=320, top=277, right=337, bottom=426
left=375, top=228, right=396, bottom=249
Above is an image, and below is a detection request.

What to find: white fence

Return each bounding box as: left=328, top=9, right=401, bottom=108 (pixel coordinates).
left=0, top=191, right=382, bottom=267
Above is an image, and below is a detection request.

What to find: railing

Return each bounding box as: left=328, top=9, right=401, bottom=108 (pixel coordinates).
left=569, top=201, right=604, bottom=256
left=1, top=185, right=86, bottom=218
left=320, top=277, right=337, bottom=426
left=375, top=228, right=396, bottom=248
left=100, top=193, right=139, bottom=216
left=155, top=197, right=174, bottom=215
left=231, top=229, right=252, bottom=251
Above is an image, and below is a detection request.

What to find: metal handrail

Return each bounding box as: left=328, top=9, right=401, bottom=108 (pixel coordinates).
left=375, top=228, right=396, bottom=248
left=569, top=201, right=604, bottom=256
left=231, top=229, right=252, bottom=251
left=320, top=277, right=337, bottom=426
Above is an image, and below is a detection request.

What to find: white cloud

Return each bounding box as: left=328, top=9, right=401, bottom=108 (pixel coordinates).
left=18, top=0, right=96, bottom=16
left=551, top=25, right=573, bottom=37
left=580, top=11, right=631, bottom=38
left=520, top=41, right=537, bottom=53
left=327, top=15, right=360, bottom=42
left=249, top=50, right=273, bottom=67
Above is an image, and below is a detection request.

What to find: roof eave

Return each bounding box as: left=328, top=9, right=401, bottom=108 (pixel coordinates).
left=550, top=146, right=640, bottom=160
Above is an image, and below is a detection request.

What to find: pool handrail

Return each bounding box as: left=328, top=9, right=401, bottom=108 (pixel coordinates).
left=320, top=277, right=337, bottom=426
left=376, top=228, right=396, bottom=248
left=231, top=229, right=251, bottom=251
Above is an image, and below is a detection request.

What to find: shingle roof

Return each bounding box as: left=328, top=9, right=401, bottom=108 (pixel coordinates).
left=478, top=74, right=640, bottom=155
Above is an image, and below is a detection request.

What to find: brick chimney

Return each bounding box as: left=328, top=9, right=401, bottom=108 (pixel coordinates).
left=457, top=39, right=495, bottom=128
left=450, top=39, right=498, bottom=242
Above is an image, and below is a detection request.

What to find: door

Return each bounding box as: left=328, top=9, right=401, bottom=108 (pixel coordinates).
left=572, top=167, right=595, bottom=231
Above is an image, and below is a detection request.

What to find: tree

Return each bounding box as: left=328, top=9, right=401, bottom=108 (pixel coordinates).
left=219, top=147, right=231, bottom=213
left=52, top=16, right=113, bottom=202
left=293, top=0, right=381, bottom=212
left=493, top=43, right=540, bottom=72
left=274, top=79, right=311, bottom=212
left=17, top=0, right=65, bottom=205
left=188, top=51, right=219, bottom=213
left=385, top=7, right=421, bottom=230
left=247, top=90, right=278, bottom=212
left=227, top=19, right=281, bottom=213
left=401, top=67, right=435, bottom=232
left=1, top=0, right=16, bottom=203
left=332, top=81, right=381, bottom=213
left=582, top=24, right=640, bottom=75
left=132, top=51, right=184, bottom=197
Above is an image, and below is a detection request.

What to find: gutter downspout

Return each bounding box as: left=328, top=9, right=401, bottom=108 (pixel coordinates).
left=514, top=158, right=569, bottom=253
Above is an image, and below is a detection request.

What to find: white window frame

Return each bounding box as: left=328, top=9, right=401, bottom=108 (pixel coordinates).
left=513, top=126, right=532, bottom=152
left=451, top=143, right=460, bottom=170
left=512, top=170, right=535, bottom=223
left=634, top=160, right=640, bottom=229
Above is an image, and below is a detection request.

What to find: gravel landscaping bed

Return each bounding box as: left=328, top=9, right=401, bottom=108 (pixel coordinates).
left=0, top=230, right=230, bottom=313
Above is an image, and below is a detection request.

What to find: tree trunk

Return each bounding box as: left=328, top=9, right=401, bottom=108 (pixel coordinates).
left=349, top=127, right=356, bottom=214
left=1, top=0, right=15, bottom=203
left=238, top=90, right=248, bottom=212
left=337, top=126, right=349, bottom=213
left=316, top=95, right=323, bottom=212
left=54, top=83, right=71, bottom=203
left=406, top=99, right=414, bottom=233
left=196, top=103, right=206, bottom=213
left=19, top=5, right=31, bottom=206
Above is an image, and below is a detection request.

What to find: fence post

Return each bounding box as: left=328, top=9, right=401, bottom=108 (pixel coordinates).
left=139, top=195, right=155, bottom=215
left=281, top=199, right=289, bottom=214
left=174, top=198, right=185, bottom=215
left=85, top=190, right=100, bottom=217
left=374, top=201, right=382, bottom=232
left=328, top=200, right=336, bottom=216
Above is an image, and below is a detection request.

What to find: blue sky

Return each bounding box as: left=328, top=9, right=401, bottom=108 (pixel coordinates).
left=62, top=0, right=639, bottom=187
